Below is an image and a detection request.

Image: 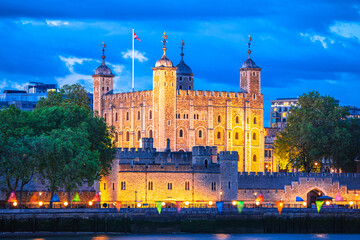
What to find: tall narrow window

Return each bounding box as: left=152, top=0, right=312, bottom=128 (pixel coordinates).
left=254, top=117, right=257, bottom=124
left=228, top=181, right=231, bottom=189
left=189, top=86, right=192, bottom=90
left=199, top=130, right=202, bottom=138
left=205, top=159, right=208, bottom=168
left=235, top=132, right=239, bottom=140
left=149, top=129, right=153, bottom=138
left=137, top=111, right=141, bottom=120
left=126, top=131, right=130, bottom=141
left=179, top=129, right=183, bottom=138
left=167, top=182, right=172, bottom=190
left=121, top=181, right=126, bottom=190
left=185, top=181, right=190, bottom=190
left=149, top=110, right=152, bottom=120
left=126, top=112, right=129, bottom=121
left=218, top=115, right=221, bottom=123
left=115, top=112, right=118, bottom=121
left=253, top=133, right=257, bottom=140
left=148, top=181, right=153, bottom=190
left=211, top=182, right=216, bottom=191
left=253, top=155, right=257, bottom=162
left=217, top=132, right=221, bottom=139
left=137, top=130, right=141, bottom=141
left=115, top=132, right=118, bottom=142
left=236, top=116, right=239, bottom=123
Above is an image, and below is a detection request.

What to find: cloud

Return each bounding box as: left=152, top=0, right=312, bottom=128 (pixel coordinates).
left=300, top=32, right=334, bottom=49
left=45, top=20, right=69, bottom=26
left=329, top=21, right=360, bottom=41
left=0, top=79, right=28, bottom=91
left=59, top=56, right=93, bottom=73
left=122, top=50, right=148, bottom=62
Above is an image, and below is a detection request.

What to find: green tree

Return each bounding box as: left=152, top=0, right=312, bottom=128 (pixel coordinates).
left=274, top=91, right=350, bottom=172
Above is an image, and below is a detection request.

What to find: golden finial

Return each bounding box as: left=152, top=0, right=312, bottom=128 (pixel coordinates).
left=101, top=41, right=106, bottom=63
left=247, top=35, right=252, bottom=58
left=162, top=31, right=168, bottom=55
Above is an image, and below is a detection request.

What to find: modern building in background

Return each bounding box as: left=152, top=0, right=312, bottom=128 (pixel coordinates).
left=270, top=98, right=298, bottom=130
left=0, top=82, right=58, bottom=111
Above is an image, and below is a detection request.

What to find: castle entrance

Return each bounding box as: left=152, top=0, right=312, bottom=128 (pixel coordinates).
left=307, top=189, right=324, bottom=207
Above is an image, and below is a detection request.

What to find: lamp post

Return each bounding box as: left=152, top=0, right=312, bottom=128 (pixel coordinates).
left=220, top=192, right=223, bottom=201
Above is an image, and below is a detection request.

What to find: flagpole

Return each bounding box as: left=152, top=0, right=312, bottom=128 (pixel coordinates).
left=132, top=28, right=135, bottom=92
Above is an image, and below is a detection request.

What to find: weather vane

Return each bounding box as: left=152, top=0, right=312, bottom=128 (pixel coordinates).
left=247, top=35, right=252, bottom=58
left=180, top=40, right=185, bottom=59
left=162, top=31, right=168, bottom=47
left=102, top=41, right=106, bottom=62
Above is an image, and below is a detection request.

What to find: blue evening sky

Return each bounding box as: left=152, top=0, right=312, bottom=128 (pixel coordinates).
left=1, top=0, right=359, bottom=126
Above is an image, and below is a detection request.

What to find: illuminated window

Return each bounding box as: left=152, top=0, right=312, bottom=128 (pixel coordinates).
left=104, top=113, right=107, bottom=122
left=167, top=183, right=172, bottom=190
left=113, top=183, right=115, bottom=190
left=273, top=108, right=277, bottom=112
left=148, top=181, right=153, bottom=190
left=282, top=112, right=287, bottom=118
left=179, top=129, right=183, bottom=138
left=185, top=181, right=190, bottom=190
left=120, top=181, right=126, bottom=190
left=103, top=183, right=106, bottom=190
left=114, top=132, right=118, bottom=143
left=211, top=182, right=216, bottom=191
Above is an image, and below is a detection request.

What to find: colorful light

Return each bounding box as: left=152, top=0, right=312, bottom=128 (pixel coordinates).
left=232, top=201, right=237, bottom=206
left=161, top=202, right=165, bottom=206
left=13, top=201, right=17, bottom=207
left=137, top=203, right=141, bottom=208
left=39, top=201, right=43, bottom=206
left=209, top=201, right=213, bottom=206
left=349, top=201, right=354, bottom=206
left=255, top=201, right=260, bottom=206
left=64, top=201, right=69, bottom=206
left=302, top=202, right=307, bottom=206
left=88, top=201, right=93, bottom=206
left=326, top=201, right=330, bottom=206
left=184, top=201, right=189, bottom=206
left=113, top=202, right=117, bottom=206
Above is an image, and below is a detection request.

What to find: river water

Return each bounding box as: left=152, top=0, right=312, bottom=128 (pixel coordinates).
left=4, top=234, right=360, bottom=240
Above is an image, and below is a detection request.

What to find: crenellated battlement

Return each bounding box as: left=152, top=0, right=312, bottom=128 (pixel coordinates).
left=219, top=151, right=238, bottom=161
left=239, top=172, right=360, bottom=178
left=176, top=89, right=248, bottom=99
left=192, top=146, right=217, bottom=156
left=103, top=90, right=153, bottom=101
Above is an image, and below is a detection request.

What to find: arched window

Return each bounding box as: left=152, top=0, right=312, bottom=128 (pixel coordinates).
left=115, top=112, right=118, bottom=121
left=218, top=115, right=221, bottom=123
left=253, top=155, right=257, bottom=162
left=126, top=112, right=129, bottom=121
left=137, top=111, right=141, bottom=120
left=149, top=129, right=153, bottom=138
left=126, top=131, right=130, bottom=142
left=114, top=132, right=118, bottom=143
left=253, top=133, right=257, bottom=140
left=104, top=113, right=107, bottom=122
left=149, top=110, right=152, bottom=120
left=179, top=129, right=183, bottom=138
left=235, top=132, right=239, bottom=140
left=253, top=117, right=257, bottom=124
left=199, top=130, right=202, bottom=138
left=236, top=116, right=239, bottom=124
left=217, top=131, right=221, bottom=139
left=137, top=130, right=141, bottom=141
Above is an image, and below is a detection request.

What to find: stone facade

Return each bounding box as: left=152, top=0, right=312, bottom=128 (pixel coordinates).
left=100, top=139, right=239, bottom=203
left=94, top=37, right=265, bottom=172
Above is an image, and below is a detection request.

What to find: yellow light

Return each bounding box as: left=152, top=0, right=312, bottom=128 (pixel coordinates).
left=326, top=201, right=330, bottom=206
left=255, top=201, right=260, bottom=206
left=209, top=201, right=213, bottom=206
left=64, top=201, right=68, bottom=206
left=232, top=201, right=237, bottom=206
left=39, top=192, right=42, bottom=196
left=13, top=201, right=18, bottom=207
left=161, top=202, right=165, bottom=206
left=315, top=162, right=318, bottom=166
left=113, top=202, right=117, bottom=206
left=88, top=201, right=93, bottom=206
left=350, top=201, right=354, bottom=206
left=39, top=201, right=43, bottom=206
left=185, top=201, right=189, bottom=206
left=302, top=202, right=307, bottom=207
left=280, top=202, right=283, bottom=207
left=220, top=192, right=223, bottom=196
left=137, top=203, right=141, bottom=208
left=99, top=192, right=101, bottom=195
left=254, top=193, right=257, bottom=196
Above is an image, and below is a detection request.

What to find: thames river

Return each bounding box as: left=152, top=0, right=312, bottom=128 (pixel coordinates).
left=4, top=234, right=360, bottom=240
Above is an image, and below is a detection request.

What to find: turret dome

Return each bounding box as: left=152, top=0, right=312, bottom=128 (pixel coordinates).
left=95, top=61, right=113, bottom=75
left=155, top=53, right=173, bottom=68
left=242, top=58, right=259, bottom=68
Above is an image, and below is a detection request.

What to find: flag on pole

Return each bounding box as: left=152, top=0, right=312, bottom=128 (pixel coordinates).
left=236, top=201, right=244, bottom=214
left=134, top=32, right=141, bottom=41
left=316, top=201, right=324, bottom=213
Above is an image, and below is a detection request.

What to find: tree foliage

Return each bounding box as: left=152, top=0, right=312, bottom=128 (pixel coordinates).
left=274, top=91, right=360, bottom=172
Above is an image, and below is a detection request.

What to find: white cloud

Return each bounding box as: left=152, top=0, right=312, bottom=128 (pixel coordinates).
left=329, top=22, right=360, bottom=41
left=59, top=56, right=93, bottom=73
left=45, top=20, right=69, bottom=27
left=122, top=50, right=148, bottom=62
left=0, top=79, right=28, bottom=91
left=300, top=32, right=333, bottom=49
